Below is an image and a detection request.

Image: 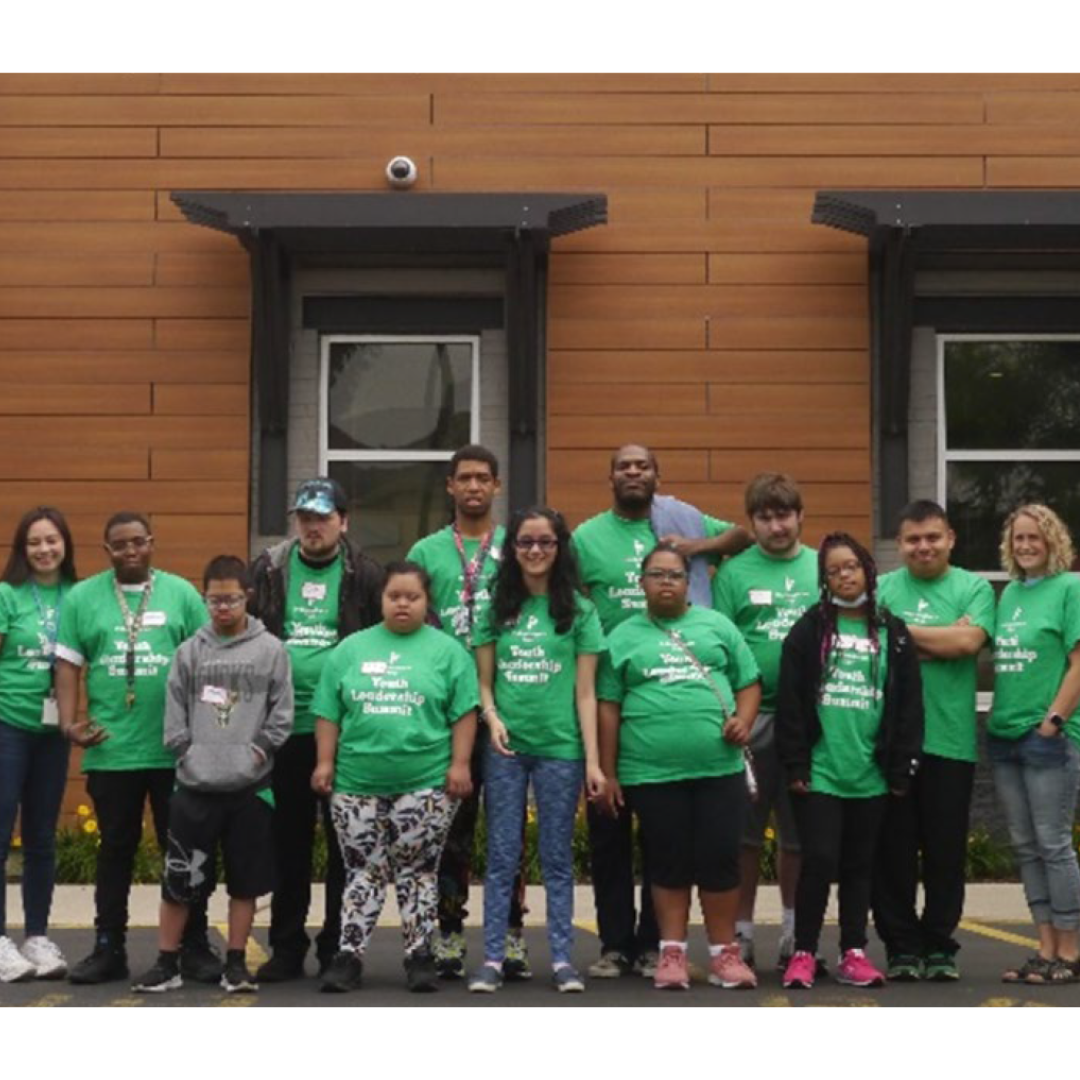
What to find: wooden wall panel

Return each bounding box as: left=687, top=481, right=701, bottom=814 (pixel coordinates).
left=0, top=253, right=154, bottom=286
left=707, top=253, right=866, bottom=285
left=0, top=128, right=155, bottom=157
left=0, top=286, right=249, bottom=319
left=0, top=192, right=154, bottom=221
left=0, top=350, right=247, bottom=384
left=549, top=254, right=706, bottom=286
left=152, top=449, right=248, bottom=480
left=153, top=384, right=249, bottom=415
left=0, top=384, right=149, bottom=414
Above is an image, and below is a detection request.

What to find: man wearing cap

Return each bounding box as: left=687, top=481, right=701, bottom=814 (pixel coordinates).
left=248, top=477, right=384, bottom=980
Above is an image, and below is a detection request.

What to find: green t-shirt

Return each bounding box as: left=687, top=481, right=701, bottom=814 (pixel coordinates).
left=811, top=617, right=888, bottom=798
left=55, top=569, right=208, bottom=771
left=0, top=580, right=67, bottom=734
left=572, top=509, right=733, bottom=634
left=990, top=574, right=1080, bottom=749
left=473, top=593, right=604, bottom=760
left=711, top=544, right=818, bottom=711
left=407, top=524, right=505, bottom=650
left=597, top=606, right=759, bottom=785
left=878, top=566, right=995, bottom=762
left=283, top=547, right=343, bottom=735
left=312, top=623, right=479, bottom=796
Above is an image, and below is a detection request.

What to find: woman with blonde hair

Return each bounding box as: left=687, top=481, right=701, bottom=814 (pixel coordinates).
left=990, top=503, right=1080, bottom=985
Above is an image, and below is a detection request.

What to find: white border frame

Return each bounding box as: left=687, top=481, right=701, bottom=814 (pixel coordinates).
left=318, top=334, right=481, bottom=473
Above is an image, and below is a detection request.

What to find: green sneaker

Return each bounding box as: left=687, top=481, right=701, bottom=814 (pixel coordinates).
left=923, top=951, right=959, bottom=982
left=886, top=953, right=922, bottom=981
left=433, top=931, right=466, bottom=979
left=503, top=932, right=532, bottom=981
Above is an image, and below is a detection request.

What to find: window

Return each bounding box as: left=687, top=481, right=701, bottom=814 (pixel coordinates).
left=320, top=335, right=480, bottom=564
left=938, top=335, right=1080, bottom=575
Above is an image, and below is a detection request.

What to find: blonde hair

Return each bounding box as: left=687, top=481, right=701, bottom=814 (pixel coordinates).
left=999, top=503, right=1076, bottom=579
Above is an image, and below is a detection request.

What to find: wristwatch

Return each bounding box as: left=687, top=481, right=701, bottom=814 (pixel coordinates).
left=1048, top=712, right=1065, bottom=730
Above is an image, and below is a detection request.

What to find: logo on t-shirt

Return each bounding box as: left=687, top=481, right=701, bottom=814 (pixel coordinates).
left=917, top=598, right=930, bottom=613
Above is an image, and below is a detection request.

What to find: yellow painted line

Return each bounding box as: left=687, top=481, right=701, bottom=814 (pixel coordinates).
left=572, top=919, right=598, bottom=933
left=982, top=997, right=1021, bottom=1007
left=213, top=921, right=268, bottom=967
left=110, top=997, right=144, bottom=1007
left=807, top=999, right=880, bottom=1007
left=760, top=994, right=791, bottom=1006
left=218, top=995, right=257, bottom=1007
left=27, top=993, right=72, bottom=1007
left=958, top=918, right=1039, bottom=949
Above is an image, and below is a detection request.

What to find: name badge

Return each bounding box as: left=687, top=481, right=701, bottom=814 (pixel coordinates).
left=143, top=611, right=167, bottom=627
left=41, top=695, right=59, bottom=727
left=749, top=589, right=773, bottom=605
left=200, top=685, right=230, bottom=707
left=361, top=661, right=388, bottom=675
left=302, top=582, right=327, bottom=601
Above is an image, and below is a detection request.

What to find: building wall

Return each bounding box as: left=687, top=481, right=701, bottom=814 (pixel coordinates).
left=5, top=72, right=1080, bottom=818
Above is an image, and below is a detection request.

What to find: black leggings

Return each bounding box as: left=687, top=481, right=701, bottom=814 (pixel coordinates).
left=791, top=791, right=886, bottom=954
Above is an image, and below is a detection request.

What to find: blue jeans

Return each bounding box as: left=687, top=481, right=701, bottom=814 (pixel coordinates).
left=0, top=721, right=70, bottom=937
left=483, top=745, right=583, bottom=967
left=989, top=729, right=1080, bottom=931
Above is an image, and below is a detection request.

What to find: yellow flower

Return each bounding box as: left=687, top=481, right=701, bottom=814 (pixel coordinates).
left=83, top=820, right=98, bottom=835
left=77, top=805, right=91, bottom=818
left=764, top=827, right=776, bottom=841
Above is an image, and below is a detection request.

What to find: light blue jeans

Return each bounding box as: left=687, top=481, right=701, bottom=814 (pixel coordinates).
left=988, top=729, right=1080, bottom=931
left=483, top=745, right=583, bottom=967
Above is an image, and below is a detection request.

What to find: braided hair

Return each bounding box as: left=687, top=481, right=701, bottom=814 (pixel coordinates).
left=816, top=531, right=881, bottom=698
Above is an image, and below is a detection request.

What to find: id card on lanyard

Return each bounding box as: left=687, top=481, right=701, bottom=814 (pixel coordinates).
left=31, top=582, right=62, bottom=726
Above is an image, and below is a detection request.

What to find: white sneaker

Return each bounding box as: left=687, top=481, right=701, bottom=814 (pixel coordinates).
left=21, top=936, right=68, bottom=979
left=0, top=935, right=36, bottom=983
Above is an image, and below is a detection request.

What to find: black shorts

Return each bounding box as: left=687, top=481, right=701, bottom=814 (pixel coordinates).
left=162, top=786, right=274, bottom=905
left=624, top=773, right=745, bottom=892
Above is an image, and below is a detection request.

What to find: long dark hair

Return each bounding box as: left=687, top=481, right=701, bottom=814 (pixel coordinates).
left=491, top=507, right=580, bottom=634
left=2, top=506, right=78, bottom=587
left=816, top=531, right=880, bottom=695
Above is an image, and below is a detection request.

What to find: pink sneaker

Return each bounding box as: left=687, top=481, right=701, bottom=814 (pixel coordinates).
left=836, top=948, right=885, bottom=987
left=708, top=943, right=757, bottom=989
left=782, top=950, right=817, bottom=989
left=653, top=945, right=690, bottom=990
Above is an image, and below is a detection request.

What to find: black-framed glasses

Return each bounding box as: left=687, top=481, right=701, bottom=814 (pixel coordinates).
left=514, top=537, right=558, bottom=551
left=206, top=594, right=247, bottom=610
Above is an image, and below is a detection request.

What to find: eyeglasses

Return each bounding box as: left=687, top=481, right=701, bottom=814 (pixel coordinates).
left=825, top=560, right=863, bottom=580
left=106, top=536, right=152, bottom=554
left=206, top=594, right=247, bottom=610
left=514, top=538, right=558, bottom=551
left=642, top=569, right=688, bottom=582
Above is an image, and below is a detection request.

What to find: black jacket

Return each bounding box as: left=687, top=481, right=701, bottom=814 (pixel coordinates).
left=248, top=536, right=384, bottom=643
left=775, top=605, right=924, bottom=794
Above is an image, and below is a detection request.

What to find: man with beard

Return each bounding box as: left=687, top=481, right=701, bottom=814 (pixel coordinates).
left=56, top=512, right=215, bottom=984
left=572, top=444, right=750, bottom=977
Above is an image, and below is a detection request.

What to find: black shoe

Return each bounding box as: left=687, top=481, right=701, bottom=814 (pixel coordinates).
left=69, top=937, right=129, bottom=985
left=220, top=951, right=258, bottom=994
left=256, top=951, right=306, bottom=983
left=316, top=951, right=335, bottom=978
left=132, top=952, right=182, bottom=994
left=404, top=948, right=439, bottom=993
left=180, top=938, right=224, bottom=984
left=319, top=950, right=363, bottom=993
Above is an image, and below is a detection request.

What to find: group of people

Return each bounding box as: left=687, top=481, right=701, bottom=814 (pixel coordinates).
left=0, top=442, right=1078, bottom=997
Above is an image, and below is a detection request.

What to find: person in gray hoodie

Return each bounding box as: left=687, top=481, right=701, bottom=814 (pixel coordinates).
left=132, top=555, right=293, bottom=995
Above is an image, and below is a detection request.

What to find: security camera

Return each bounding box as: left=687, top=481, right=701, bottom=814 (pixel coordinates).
left=386, top=156, right=418, bottom=189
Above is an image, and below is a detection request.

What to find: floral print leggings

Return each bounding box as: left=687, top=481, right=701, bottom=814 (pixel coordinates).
left=330, top=788, right=458, bottom=956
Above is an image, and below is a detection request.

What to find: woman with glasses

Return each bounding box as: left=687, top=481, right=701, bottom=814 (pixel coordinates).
left=776, top=532, right=923, bottom=991
left=597, top=542, right=761, bottom=991
left=467, top=508, right=605, bottom=994
left=0, top=507, right=78, bottom=983
left=989, top=504, right=1080, bottom=985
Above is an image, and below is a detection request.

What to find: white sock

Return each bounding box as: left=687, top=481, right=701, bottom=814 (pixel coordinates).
left=781, top=908, right=795, bottom=936
left=735, top=920, right=754, bottom=940
left=659, top=939, right=687, bottom=953
left=708, top=943, right=730, bottom=958
left=552, top=961, right=570, bottom=972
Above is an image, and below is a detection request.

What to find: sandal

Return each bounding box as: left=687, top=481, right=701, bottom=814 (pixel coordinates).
left=1048, top=958, right=1080, bottom=984
left=1001, top=954, right=1053, bottom=984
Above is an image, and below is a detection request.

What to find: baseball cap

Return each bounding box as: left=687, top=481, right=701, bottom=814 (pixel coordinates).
left=290, top=478, right=347, bottom=516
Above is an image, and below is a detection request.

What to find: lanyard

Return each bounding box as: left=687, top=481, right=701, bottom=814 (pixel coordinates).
left=112, top=571, right=154, bottom=710
left=30, top=582, right=63, bottom=679
left=452, top=524, right=494, bottom=638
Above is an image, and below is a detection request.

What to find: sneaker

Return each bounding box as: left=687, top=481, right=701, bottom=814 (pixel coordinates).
left=319, top=950, right=363, bottom=993
left=552, top=965, right=585, bottom=993
left=632, top=949, right=659, bottom=978
left=220, top=952, right=258, bottom=993
left=588, top=950, right=631, bottom=978
left=503, top=932, right=532, bottom=981
left=467, top=963, right=504, bottom=993
left=69, top=937, right=129, bottom=985
left=131, top=953, right=182, bottom=993
left=776, top=932, right=795, bottom=972
left=0, top=935, right=36, bottom=983
left=736, top=932, right=756, bottom=970
left=404, top=948, right=439, bottom=993
left=255, top=950, right=306, bottom=983
left=782, top=950, right=817, bottom=989
left=887, top=953, right=923, bottom=982
left=836, top=948, right=885, bottom=987
left=653, top=945, right=690, bottom=990
left=20, top=936, right=67, bottom=980
left=433, top=930, right=466, bottom=980
left=923, top=952, right=959, bottom=982
left=708, top=943, right=758, bottom=989
left=180, top=938, right=223, bottom=984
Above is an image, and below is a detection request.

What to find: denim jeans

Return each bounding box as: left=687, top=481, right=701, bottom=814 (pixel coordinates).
left=483, top=745, right=583, bottom=967
left=0, top=721, right=69, bottom=937
left=989, top=729, right=1080, bottom=931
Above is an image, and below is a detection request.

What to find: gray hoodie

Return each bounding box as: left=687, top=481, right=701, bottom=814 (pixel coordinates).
left=164, top=616, right=293, bottom=792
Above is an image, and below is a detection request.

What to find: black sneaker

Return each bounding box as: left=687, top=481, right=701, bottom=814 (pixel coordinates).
left=404, top=948, right=439, bottom=993
left=886, top=953, right=923, bottom=982
left=180, top=938, right=223, bottom=984
left=69, top=938, right=129, bottom=985
left=256, top=951, right=306, bottom=983
left=220, top=951, right=258, bottom=994
left=320, top=950, right=363, bottom=993
left=132, top=952, right=182, bottom=994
